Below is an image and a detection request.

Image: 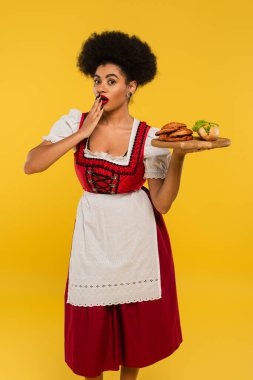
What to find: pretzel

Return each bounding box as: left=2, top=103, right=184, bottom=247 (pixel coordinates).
left=161, top=122, right=187, bottom=130
left=158, top=134, right=193, bottom=142
left=155, top=126, right=184, bottom=135
left=168, top=128, right=193, bottom=137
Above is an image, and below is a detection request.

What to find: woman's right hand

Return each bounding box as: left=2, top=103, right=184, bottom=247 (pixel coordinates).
left=79, top=95, right=104, bottom=137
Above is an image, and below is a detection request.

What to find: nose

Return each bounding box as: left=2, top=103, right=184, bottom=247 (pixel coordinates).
left=96, top=81, right=107, bottom=94
left=97, top=89, right=106, bottom=96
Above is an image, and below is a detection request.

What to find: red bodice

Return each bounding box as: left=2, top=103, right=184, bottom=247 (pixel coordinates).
left=74, top=112, right=151, bottom=194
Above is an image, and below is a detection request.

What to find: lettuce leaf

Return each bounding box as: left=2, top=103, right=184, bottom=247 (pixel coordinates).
left=192, top=120, right=219, bottom=134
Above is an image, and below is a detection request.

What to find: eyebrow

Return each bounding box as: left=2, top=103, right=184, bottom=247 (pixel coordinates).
left=93, top=73, right=119, bottom=79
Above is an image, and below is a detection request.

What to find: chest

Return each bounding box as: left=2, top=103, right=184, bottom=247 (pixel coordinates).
left=74, top=112, right=151, bottom=194
left=88, top=127, right=132, bottom=157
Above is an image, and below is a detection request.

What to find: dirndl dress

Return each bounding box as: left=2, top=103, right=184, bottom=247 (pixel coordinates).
left=42, top=109, right=183, bottom=378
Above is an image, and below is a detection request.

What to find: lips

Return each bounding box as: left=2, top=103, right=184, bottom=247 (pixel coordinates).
left=98, top=95, right=109, bottom=104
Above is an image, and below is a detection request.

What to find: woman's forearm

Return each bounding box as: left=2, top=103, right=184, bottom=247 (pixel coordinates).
left=157, top=151, right=186, bottom=213
left=24, top=129, right=88, bottom=174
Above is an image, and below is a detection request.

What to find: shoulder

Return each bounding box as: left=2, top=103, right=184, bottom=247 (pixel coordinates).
left=49, top=108, right=82, bottom=133
left=143, top=126, right=171, bottom=179
left=144, top=125, right=171, bottom=158
left=42, top=108, right=83, bottom=144
left=57, top=108, right=83, bottom=126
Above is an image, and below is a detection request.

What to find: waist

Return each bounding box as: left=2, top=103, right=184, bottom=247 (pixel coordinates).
left=83, top=187, right=144, bottom=197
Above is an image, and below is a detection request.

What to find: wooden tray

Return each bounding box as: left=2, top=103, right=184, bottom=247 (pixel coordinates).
left=151, top=136, right=231, bottom=150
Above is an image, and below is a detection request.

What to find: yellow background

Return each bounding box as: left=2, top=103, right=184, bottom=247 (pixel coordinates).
left=1, top=0, right=252, bottom=379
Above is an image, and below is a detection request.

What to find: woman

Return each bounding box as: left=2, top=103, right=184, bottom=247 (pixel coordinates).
left=24, top=31, right=207, bottom=380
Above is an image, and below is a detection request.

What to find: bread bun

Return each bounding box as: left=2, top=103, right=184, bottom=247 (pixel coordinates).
left=198, top=126, right=219, bottom=141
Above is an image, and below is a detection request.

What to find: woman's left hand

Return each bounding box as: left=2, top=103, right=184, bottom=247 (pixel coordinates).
left=172, top=146, right=213, bottom=157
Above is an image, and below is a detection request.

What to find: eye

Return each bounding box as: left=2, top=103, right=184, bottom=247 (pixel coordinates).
left=93, top=78, right=116, bottom=85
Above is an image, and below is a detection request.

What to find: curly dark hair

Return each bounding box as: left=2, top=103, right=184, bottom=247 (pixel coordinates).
left=76, top=30, right=157, bottom=87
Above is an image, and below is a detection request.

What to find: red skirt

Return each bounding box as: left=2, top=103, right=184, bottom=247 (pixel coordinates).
left=64, top=187, right=183, bottom=378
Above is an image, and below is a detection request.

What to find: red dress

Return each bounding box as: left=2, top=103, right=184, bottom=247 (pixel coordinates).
left=64, top=112, right=183, bottom=377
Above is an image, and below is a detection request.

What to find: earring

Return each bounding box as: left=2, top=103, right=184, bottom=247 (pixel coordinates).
left=127, top=92, right=133, bottom=99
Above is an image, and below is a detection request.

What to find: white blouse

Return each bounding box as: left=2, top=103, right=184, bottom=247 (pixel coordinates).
left=42, top=108, right=171, bottom=179
left=42, top=109, right=172, bottom=307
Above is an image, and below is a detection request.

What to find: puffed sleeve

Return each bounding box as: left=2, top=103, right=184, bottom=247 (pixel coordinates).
left=42, top=108, right=82, bottom=152
left=143, top=127, right=171, bottom=179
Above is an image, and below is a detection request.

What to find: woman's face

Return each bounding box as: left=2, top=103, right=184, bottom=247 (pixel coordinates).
left=92, top=63, right=137, bottom=112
